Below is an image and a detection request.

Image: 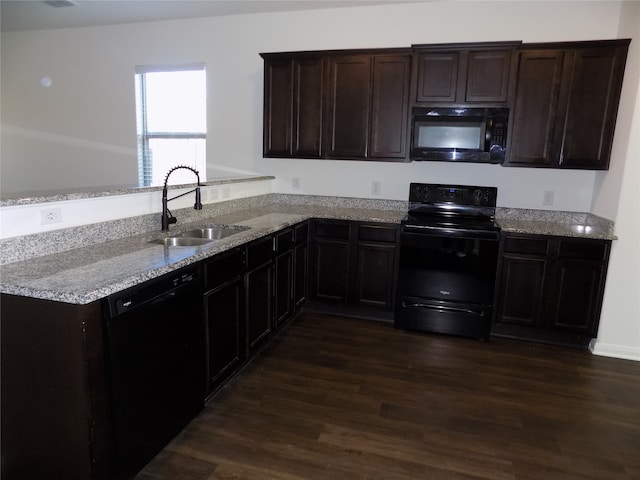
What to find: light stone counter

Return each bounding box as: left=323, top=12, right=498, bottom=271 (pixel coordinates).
left=495, top=208, right=616, bottom=240
left=0, top=197, right=615, bottom=305
left=0, top=203, right=406, bottom=305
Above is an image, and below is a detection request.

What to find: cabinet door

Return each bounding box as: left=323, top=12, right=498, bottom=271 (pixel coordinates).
left=245, top=261, right=272, bottom=353
left=293, top=57, right=324, bottom=157
left=245, top=237, right=274, bottom=353
left=312, top=239, right=351, bottom=302
left=415, top=51, right=459, bottom=103
left=557, top=45, right=629, bottom=169
left=465, top=49, right=514, bottom=103
left=548, top=238, right=610, bottom=335
left=274, top=250, right=293, bottom=328
left=550, top=260, right=605, bottom=335
left=507, top=49, right=565, bottom=166
left=355, top=243, right=397, bottom=309
left=263, top=57, right=293, bottom=157
left=370, top=54, right=411, bottom=159
left=204, top=277, right=242, bottom=393
left=293, top=241, right=308, bottom=309
left=326, top=55, right=372, bottom=158
left=263, top=55, right=324, bottom=158
left=495, top=255, right=548, bottom=327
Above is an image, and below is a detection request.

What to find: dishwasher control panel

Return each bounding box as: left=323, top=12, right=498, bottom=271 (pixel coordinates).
left=107, top=266, right=199, bottom=316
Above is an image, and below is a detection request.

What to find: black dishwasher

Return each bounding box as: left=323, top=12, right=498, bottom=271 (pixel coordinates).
left=104, top=265, right=205, bottom=480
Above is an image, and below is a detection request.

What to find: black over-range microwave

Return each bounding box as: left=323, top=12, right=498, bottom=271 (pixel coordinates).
left=410, top=107, right=509, bottom=164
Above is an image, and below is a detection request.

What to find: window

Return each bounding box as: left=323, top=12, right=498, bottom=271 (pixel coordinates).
left=135, top=65, right=206, bottom=187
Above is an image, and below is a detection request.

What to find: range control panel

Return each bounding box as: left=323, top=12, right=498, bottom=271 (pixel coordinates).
left=408, top=183, right=497, bottom=208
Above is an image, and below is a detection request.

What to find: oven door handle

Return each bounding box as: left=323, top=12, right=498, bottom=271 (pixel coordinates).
left=402, top=224, right=500, bottom=240
left=401, top=302, right=487, bottom=317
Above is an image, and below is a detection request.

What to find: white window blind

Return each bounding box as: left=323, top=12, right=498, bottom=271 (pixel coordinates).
left=135, top=64, right=206, bottom=186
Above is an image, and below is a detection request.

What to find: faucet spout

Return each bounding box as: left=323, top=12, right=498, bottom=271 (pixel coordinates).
left=161, top=165, right=203, bottom=231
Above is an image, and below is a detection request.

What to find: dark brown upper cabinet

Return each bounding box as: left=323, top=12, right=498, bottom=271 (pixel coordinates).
left=412, top=42, right=520, bottom=106
left=506, top=39, right=630, bottom=169
left=261, top=53, right=324, bottom=158
left=325, top=55, right=372, bottom=158
left=261, top=49, right=412, bottom=162
left=326, top=52, right=412, bottom=160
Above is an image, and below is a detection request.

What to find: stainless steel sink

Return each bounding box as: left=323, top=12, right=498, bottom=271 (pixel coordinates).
left=179, top=226, right=245, bottom=240
left=151, top=237, right=216, bottom=247
left=150, top=225, right=249, bottom=247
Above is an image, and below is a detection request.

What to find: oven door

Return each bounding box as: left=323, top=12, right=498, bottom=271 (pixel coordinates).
left=394, top=227, right=499, bottom=339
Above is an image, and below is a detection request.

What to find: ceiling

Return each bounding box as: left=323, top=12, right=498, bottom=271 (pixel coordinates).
left=1, top=0, right=420, bottom=33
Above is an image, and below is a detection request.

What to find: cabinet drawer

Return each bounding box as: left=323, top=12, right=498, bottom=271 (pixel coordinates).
left=503, top=236, right=549, bottom=256
left=357, top=224, right=398, bottom=243
left=559, top=239, right=608, bottom=261
left=204, top=248, right=244, bottom=291
left=275, top=228, right=294, bottom=254
left=313, top=221, right=350, bottom=239
left=294, top=222, right=309, bottom=244
left=246, top=236, right=274, bottom=270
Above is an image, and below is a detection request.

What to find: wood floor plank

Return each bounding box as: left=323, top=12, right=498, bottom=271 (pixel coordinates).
left=136, top=313, right=640, bottom=480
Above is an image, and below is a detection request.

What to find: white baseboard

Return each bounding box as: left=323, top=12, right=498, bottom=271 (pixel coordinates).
left=590, top=340, right=640, bottom=362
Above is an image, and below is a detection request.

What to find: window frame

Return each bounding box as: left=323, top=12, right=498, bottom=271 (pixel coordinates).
left=135, top=64, right=206, bottom=187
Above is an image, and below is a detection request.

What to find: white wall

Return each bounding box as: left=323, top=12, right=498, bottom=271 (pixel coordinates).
left=1, top=0, right=623, bottom=210
left=591, top=0, right=640, bottom=361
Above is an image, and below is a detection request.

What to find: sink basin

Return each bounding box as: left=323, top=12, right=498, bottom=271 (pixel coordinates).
left=179, top=226, right=247, bottom=240
left=150, top=225, right=249, bottom=247
left=151, top=237, right=216, bottom=247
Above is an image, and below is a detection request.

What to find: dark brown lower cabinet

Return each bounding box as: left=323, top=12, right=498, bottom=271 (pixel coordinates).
left=203, top=248, right=245, bottom=395
left=245, top=236, right=274, bottom=353
left=493, top=232, right=611, bottom=347
left=1, top=295, right=109, bottom=480
left=274, top=221, right=309, bottom=329
left=274, top=227, right=294, bottom=328
left=293, top=222, right=309, bottom=309
left=310, top=219, right=398, bottom=319
left=354, top=223, right=398, bottom=309
left=312, top=220, right=352, bottom=303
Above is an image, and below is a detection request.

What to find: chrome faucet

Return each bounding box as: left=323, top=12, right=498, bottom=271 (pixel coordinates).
left=161, top=165, right=203, bottom=231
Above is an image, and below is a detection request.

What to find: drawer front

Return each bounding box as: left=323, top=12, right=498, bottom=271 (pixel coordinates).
left=559, top=239, right=609, bottom=261
left=246, top=236, right=274, bottom=270
left=313, top=220, right=351, bottom=239
left=357, top=224, right=398, bottom=244
left=503, top=235, right=550, bottom=256
left=204, top=248, right=244, bottom=291
left=275, top=228, right=294, bottom=254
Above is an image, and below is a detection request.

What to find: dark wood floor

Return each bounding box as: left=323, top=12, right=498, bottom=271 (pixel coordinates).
left=136, top=313, right=640, bottom=480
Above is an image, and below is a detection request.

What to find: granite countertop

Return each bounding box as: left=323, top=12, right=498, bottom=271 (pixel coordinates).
left=495, top=208, right=616, bottom=240
left=0, top=199, right=615, bottom=306
left=496, top=218, right=615, bottom=239
left=0, top=175, right=275, bottom=207
left=0, top=204, right=406, bottom=305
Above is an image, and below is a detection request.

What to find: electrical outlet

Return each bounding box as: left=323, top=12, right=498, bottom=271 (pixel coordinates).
left=41, top=207, right=62, bottom=225
left=371, top=181, right=381, bottom=196
left=292, top=177, right=300, bottom=191
left=543, top=190, right=555, bottom=206
left=222, top=187, right=230, bottom=199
